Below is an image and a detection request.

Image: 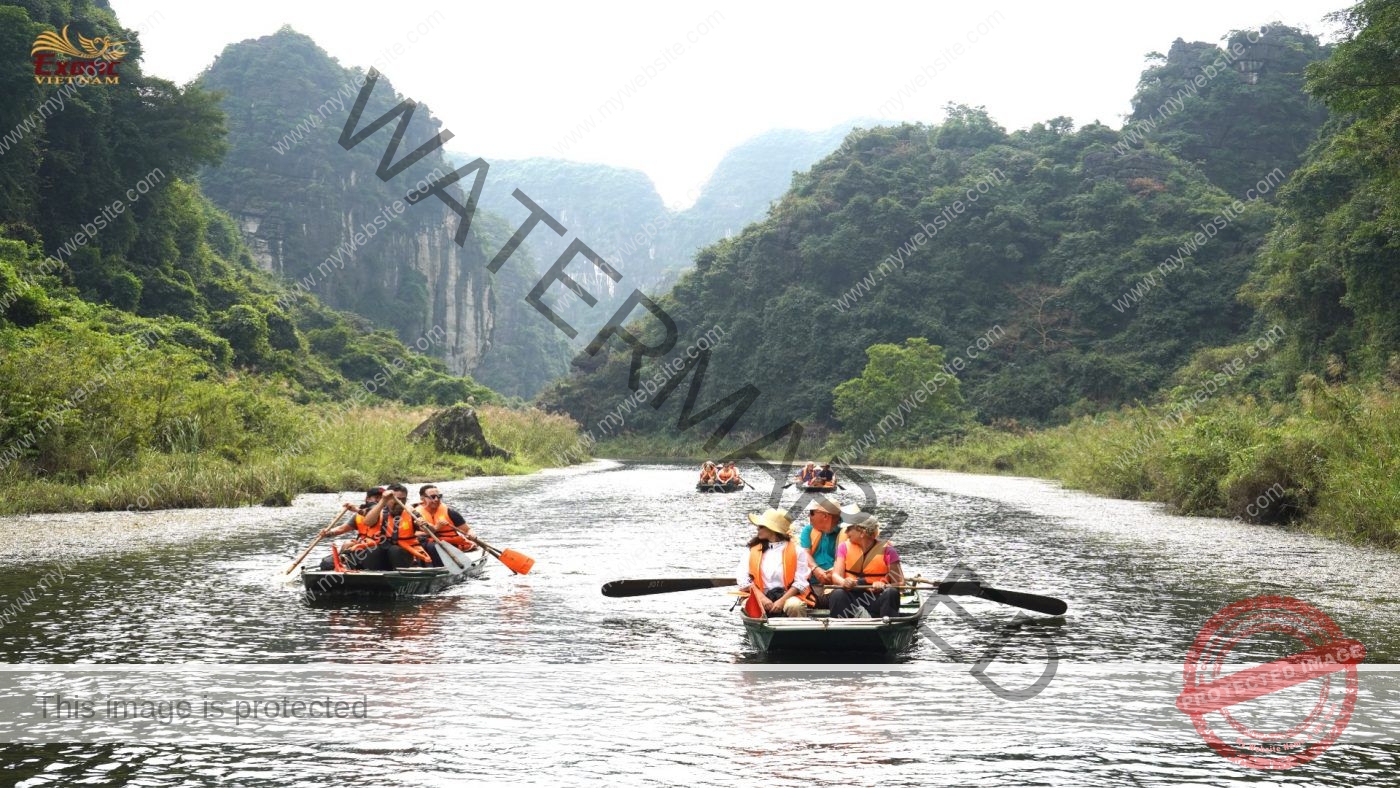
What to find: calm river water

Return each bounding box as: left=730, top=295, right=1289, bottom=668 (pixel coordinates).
left=2, top=460, right=1398, bottom=786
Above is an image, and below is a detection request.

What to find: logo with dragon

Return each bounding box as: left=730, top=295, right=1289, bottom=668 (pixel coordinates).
left=32, top=25, right=127, bottom=84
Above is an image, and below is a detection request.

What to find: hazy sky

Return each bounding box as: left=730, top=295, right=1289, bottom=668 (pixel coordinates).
left=109, top=0, right=1343, bottom=208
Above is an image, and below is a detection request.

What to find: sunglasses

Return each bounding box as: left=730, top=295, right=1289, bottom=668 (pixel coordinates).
left=424, top=494, right=442, bottom=500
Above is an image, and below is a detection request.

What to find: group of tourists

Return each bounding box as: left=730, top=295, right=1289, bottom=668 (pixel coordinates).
left=795, top=462, right=836, bottom=488
left=317, top=483, right=477, bottom=571
left=736, top=493, right=904, bottom=619
left=698, top=461, right=746, bottom=487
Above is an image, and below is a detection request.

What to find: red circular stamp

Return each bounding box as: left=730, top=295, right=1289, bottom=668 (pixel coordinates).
left=1175, top=595, right=1364, bottom=769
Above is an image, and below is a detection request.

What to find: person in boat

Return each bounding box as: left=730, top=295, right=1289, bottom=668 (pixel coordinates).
left=716, top=462, right=741, bottom=488
left=736, top=509, right=813, bottom=617
left=360, top=483, right=434, bottom=567
left=795, top=462, right=817, bottom=486
left=828, top=514, right=904, bottom=618
left=318, top=486, right=391, bottom=570
left=798, top=494, right=844, bottom=608
left=812, top=463, right=836, bottom=488
left=699, top=461, right=718, bottom=485
left=415, top=484, right=476, bottom=552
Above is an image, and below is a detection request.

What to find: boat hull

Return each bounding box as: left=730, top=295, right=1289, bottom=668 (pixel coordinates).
left=300, top=550, right=488, bottom=602
left=798, top=484, right=837, bottom=493
left=696, top=482, right=742, bottom=493
left=739, top=592, right=929, bottom=655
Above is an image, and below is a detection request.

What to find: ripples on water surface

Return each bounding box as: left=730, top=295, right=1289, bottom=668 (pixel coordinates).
left=2, top=461, right=1398, bottom=785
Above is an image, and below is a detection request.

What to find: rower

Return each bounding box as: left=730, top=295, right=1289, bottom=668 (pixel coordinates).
left=828, top=514, right=904, bottom=618
left=414, top=484, right=475, bottom=552
left=723, top=462, right=744, bottom=487
left=361, top=483, right=433, bottom=567
left=699, top=461, right=717, bottom=484
left=814, top=462, right=835, bottom=488
left=795, top=462, right=817, bottom=486
left=716, top=462, right=737, bottom=486
left=798, top=494, right=845, bottom=608
left=318, top=487, right=389, bottom=570
left=735, top=509, right=813, bottom=617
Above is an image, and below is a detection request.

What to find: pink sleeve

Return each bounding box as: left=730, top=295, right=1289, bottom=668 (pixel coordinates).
left=884, top=544, right=900, bottom=564
left=834, top=542, right=848, bottom=562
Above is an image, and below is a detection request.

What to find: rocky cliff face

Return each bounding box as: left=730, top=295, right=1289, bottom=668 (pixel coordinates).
left=198, top=28, right=503, bottom=377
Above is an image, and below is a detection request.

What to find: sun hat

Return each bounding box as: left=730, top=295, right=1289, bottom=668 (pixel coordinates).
left=845, top=512, right=880, bottom=535
left=806, top=494, right=841, bottom=515
left=747, top=508, right=793, bottom=537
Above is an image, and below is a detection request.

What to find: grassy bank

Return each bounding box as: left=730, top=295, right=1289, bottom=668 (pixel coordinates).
left=6, top=404, right=583, bottom=515
left=857, top=378, right=1400, bottom=547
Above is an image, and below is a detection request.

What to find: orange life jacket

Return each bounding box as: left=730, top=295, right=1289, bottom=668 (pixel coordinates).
left=748, top=540, right=798, bottom=592
left=385, top=509, right=431, bottom=563
left=717, top=467, right=736, bottom=483
left=843, top=539, right=892, bottom=584
left=808, top=526, right=847, bottom=560
left=414, top=504, right=473, bottom=550
left=746, top=542, right=815, bottom=608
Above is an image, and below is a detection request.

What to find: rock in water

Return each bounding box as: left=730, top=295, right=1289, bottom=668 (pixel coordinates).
left=408, top=406, right=512, bottom=459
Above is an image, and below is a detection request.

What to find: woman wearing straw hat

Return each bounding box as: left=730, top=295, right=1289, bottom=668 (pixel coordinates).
left=828, top=514, right=904, bottom=618
left=735, top=509, right=814, bottom=617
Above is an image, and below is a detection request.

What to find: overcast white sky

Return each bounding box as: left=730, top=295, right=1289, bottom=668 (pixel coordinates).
left=109, top=0, right=1343, bottom=208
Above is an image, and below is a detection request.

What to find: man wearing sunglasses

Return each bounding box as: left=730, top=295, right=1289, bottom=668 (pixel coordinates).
left=415, top=484, right=477, bottom=553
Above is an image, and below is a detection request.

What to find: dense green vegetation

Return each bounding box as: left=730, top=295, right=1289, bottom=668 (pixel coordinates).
left=550, top=11, right=1400, bottom=544
left=0, top=2, right=581, bottom=512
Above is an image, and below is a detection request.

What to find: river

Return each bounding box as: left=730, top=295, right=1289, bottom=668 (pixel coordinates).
left=2, top=460, right=1397, bottom=786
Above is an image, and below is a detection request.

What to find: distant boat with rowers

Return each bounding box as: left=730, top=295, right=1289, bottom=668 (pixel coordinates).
left=696, top=481, right=743, bottom=493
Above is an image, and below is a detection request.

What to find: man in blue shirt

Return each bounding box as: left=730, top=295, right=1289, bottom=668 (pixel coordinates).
left=798, top=494, right=843, bottom=608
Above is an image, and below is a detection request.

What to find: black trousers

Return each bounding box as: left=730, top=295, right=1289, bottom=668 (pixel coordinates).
left=828, top=587, right=901, bottom=618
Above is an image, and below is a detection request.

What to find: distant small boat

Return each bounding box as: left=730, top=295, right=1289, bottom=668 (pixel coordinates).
left=738, top=589, right=929, bottom=655
left=798, top=483, right=837, bottom=493
left=300, top=549, right=488, bottom=602
left=696, top=482, right=742, bottom=493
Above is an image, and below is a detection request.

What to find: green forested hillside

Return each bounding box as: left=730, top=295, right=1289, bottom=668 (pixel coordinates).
left=541, top=11, right=1399, bottom=540
left=197, top=27, right=571, bottom=399
left=0, top=1, right=574, bottom=510
left=545, top=108, right=1280, bottom=432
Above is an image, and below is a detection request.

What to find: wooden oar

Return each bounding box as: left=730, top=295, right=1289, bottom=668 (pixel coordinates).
left=911, top=579, right=1068, bottom=616
left=602, top=577, right=737, bottom=597
left=471, top=535, right=534, bottom=575
left=412, top=521, right=464, bottom=573
left=283, top=508, right=350, bottom=575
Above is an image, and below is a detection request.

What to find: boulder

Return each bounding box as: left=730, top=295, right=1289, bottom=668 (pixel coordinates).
left=408, top=406, right=512, bottom=460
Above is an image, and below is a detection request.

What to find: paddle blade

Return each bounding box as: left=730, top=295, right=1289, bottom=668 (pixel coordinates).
left=743, top=590, right=765, bottom=618
left=601, top=577, right=737, bottom=597
left=979, top=587, right=1068, bottom=617
left=498, top=548, right=534, bottom=575
left=330, top=543, right=344, bottom=572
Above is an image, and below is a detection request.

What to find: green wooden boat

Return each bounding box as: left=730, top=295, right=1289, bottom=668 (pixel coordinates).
left=696, top=482, right=742, bottom=493
left=739, top=589, right=929, bottom=655
left=798, top=483, right=837, bottom=493
left=301, top=548, right=488, bottom=601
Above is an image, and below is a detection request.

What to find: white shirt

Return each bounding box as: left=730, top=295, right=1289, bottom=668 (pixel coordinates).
left=735, top=539, right=812, bottom=592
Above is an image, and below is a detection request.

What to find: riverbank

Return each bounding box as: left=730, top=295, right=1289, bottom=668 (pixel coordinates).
left=5, top=404, right=583, bottom=515
left=858, top=379, right=1399, bottom=547
left=595, top=380, right=1398, bottom=547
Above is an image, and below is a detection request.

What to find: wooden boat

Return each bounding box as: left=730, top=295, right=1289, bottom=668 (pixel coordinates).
left=739, top=589, right=929, bottom=655
left=696, top=481, right=742, bottom=493
left=300, top=548, right=488, bottom=601
left=798, top=483, right=837, bottom=493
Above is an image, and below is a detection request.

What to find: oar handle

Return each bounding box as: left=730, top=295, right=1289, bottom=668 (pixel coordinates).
left=284, top=508, right=349, bottom=575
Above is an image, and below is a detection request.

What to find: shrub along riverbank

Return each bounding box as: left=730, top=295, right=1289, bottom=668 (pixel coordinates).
left=858, top=379, right=1400, bottom=547
left=6, top=405, right=583, bottom=515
